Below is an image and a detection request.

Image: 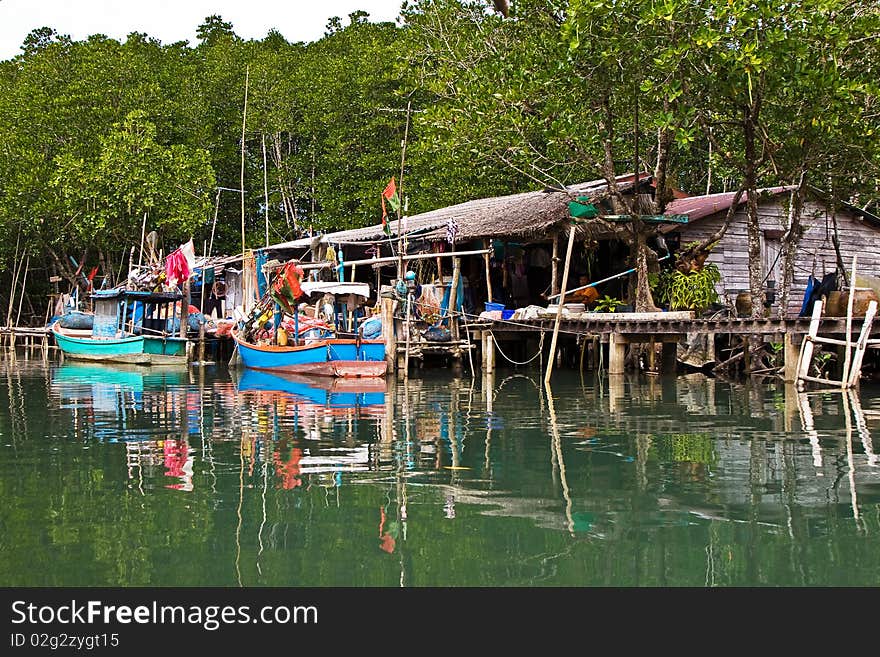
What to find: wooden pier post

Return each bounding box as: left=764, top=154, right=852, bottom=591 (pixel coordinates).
left=661, top=340, right=677, bottom=374
left=381, top=296, right=397, bottom=373
left=198, top=323, right=206, bottom=365
left=608, top=333, right=626, bottom=375
left=484, top=330, right=496, bottom=374
left=783, top=332, right=799, bottom=383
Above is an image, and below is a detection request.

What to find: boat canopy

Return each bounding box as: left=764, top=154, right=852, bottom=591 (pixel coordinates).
left=299, top=282, right=370, bottom=298
left=90, top=289, right=182, bottom=304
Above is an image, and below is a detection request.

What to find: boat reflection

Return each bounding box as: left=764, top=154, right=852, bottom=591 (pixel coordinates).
left=233, top=369, right=387, bottom=482
left=51, top=361, right=194, bottom=490
left=235, top=368, right=385, bottom=413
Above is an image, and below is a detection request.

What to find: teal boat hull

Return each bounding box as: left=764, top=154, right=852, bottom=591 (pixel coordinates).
left=52, top=322, right=187, bottom=366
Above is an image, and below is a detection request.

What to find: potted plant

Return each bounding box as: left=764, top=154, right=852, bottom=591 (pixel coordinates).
left=594, top=295, right=624, bottom=313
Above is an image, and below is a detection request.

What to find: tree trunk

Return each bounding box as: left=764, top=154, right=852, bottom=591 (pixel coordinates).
left=653, top=101, right=674, bottom=213
left=744, top=102, right=765, bottom=317
left=632, top=227, right=660, bottom=312
left=599, top=93, right=630, bottom=215
left=778, top=173, right=806, bottom=319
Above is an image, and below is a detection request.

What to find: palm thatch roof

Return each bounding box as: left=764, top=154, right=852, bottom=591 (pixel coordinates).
left=267, top=174, right=644, bottom=252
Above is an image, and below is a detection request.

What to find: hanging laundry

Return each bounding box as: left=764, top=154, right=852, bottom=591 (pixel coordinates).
left=180, top=239, right=196, bottom=273
left=165, top=249, right=190, bottom=287
left=446, top=217, right=460, bottom=244
left=270, top=261, right=305, bottom=315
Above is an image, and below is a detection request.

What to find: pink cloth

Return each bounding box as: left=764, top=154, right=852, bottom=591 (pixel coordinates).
left=165, top=249, right=190, bottom=286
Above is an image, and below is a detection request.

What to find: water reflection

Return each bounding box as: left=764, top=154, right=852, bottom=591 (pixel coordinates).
left=1, top=357, right=880, bottom=586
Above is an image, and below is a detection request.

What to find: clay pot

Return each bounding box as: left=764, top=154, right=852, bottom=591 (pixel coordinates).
left=824, top=291, right=844, bottom=317
left=735, top=292, right=752, bottom=317
left=837, top=289, right=880, bottom=317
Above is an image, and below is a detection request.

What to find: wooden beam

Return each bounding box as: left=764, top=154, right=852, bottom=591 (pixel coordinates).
left=846, top=299, right=877, bottom=388
left=544, top=224, right=577, bottom=386
left=297, top=248, right=491, bottom=272
left=841, top=255, right=857, bottom=385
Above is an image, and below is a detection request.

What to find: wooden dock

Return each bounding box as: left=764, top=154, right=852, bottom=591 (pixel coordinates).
left=461, top=311, right=880, bottom=381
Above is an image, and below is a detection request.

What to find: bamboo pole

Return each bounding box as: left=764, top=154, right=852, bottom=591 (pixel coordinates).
left=240, top=65, right=250, bottom=257
left=208, top=189, right=221, bottom=258
left=6, top=229, right=22, bottom=328
left=179, top=278, right=190, bottom=340
left=484, top=239, right=493, bottom=304
left=551, top=233, right=559, bottom=297
left=296, top=248, right=491, bottom=272
left=15, top=255, right=30, bottom=328
left=841, top=255, right=857, bottom=385
left=137, top=212, right=147, bottom=269
left=403, top=289, right=413, bottom=379
left=262, top=133, right=270, bottom=249
left=544, top=224, right=576, bottom=386
left=396, top=100, right=412, bottom=281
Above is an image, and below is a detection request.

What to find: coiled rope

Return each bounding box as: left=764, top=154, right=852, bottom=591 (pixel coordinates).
left=488, top=329, right=545, bottom=366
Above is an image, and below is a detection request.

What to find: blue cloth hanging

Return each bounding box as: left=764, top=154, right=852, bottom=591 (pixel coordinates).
left=799, top=274, right=817, bottom=317
left=440, top=275, right=464, bottom=324
left=255, top=250, right=269, bottom=298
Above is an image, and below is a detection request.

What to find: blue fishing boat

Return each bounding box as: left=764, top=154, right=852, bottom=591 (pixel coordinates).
left=232, top=330, right=386, bottom=377
left=51, top=289, right=189, bottom=366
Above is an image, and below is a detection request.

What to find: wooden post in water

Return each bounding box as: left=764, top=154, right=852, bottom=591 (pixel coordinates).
left=198, top=323, right=206, bottom=365
left=382, top=295, right=396, bottom=373
left=180, top=279, right=190, bottom=340
left=661, top=340, right=677, bottom=374
left=609, top=333, right=626, bottom=375
left=484, top=330, right=495, bottom=373
left=544, top=223, right=576, bottom=386
left=783, top=332, right=799, bottom=383
left=403, top=290, right=413, bottom=379
left=551, top=233, right=559, bottom=297
left=841, top=255, right=858, bottom=385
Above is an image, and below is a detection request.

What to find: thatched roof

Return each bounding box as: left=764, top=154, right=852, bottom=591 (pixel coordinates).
left=267, top=174, right=643, bottom=252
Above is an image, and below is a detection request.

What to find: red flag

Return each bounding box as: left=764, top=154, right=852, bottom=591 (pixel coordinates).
left=381, top=177, right=400, bottom=235
left=87, top=266, right=99, bottom=282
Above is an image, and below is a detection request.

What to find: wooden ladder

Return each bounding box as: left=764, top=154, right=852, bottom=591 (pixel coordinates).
left=796, top=255, right=878, bottom=389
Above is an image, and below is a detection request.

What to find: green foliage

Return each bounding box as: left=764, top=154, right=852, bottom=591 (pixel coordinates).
left=657, top=432, right=717, bottom=466
left=594, top=295, right=623, bottom=313
left=51, top=111, right=215, bottom=249
left=0, top=1, right=878, bottom=308
left=649, top=270, right=674, bottom=306
left=667, top=263, right=721, bottom=313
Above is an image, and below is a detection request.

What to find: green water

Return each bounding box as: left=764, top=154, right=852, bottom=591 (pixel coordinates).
left=1, top=357, right=879, bottom=587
